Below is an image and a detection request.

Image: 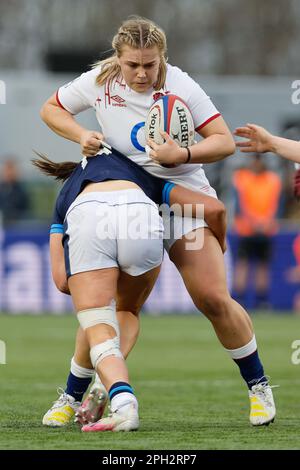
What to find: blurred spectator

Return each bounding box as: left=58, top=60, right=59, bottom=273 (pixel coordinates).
left=232, top=154, right=282, bottom=308
left=0, top=158, right=30, bottom=226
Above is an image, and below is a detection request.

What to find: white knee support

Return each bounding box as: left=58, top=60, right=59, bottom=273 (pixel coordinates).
left=90, top=338, right=123, bottom=369
left=77, top=302, right=120, bottom=337
left=77, top=303, right=122, bottom=369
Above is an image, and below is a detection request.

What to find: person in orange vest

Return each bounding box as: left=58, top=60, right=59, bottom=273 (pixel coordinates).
left=232, top=153, right=282, bottom=307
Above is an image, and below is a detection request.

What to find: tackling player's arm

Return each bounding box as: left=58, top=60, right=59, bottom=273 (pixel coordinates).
left=50, top=232, right=70, bottom=295
left=234, top=123, right=300, bottom=163
left=40, top=93, right=103, bottom=157
left=49, top=202, right=69, bottom=294
left=164, top=183, right=227, bottom=253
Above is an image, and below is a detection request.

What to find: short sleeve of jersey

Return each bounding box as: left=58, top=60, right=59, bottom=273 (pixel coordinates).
left=166, top=65, right=221, bottom=132
left=57, top=67, right=100, bottom=114
left=50, top=198, right=64, bottom=234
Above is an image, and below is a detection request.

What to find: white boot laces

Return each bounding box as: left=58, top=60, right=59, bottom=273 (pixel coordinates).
left=51, top=387, right=72, bottom=408
left=249, top=377, right=279, bottom=407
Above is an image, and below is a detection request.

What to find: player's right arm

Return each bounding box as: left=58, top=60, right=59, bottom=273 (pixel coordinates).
left=40, top=90, right=103, bottom=156
left=41, top=93, right=85, bottom=143
left=235, top=123, right=300, bottom=164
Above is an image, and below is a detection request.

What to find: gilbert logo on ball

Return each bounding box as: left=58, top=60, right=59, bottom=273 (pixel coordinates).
left=145, top=94, right=195, bottom=147
left=0, top=80, right=6, bottom=104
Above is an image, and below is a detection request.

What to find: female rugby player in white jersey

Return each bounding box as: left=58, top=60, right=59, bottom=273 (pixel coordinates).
left=40, top=16, right=276, bottom=426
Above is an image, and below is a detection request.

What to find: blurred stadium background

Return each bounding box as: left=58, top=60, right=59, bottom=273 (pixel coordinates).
left=1, top=0, right=300, bottom=450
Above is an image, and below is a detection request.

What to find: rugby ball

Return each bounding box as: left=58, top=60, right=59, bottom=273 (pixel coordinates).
left=145, top=94, right=195, bottom=147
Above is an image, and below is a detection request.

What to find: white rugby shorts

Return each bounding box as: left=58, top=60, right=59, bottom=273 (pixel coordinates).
left=64, top=189, right=164, bottom=277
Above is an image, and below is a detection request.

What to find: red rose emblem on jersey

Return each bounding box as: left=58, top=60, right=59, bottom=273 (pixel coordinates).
left=152, top=91, right=170, bottom=102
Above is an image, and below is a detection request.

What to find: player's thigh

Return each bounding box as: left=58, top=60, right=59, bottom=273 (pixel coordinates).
left=116, top=265, right=161, bottom=315
left=68, top=267, right=119, bottom=311
left=169, top=227, right=230, bottom=302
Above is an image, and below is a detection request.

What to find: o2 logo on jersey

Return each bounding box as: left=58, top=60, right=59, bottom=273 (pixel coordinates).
left=131, top=122, right=146, bottom=152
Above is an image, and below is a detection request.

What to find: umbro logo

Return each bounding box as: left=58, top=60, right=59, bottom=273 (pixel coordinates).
left=111, top=95, right=125, bottom=103
left=111, top=95, right=126, bottom=107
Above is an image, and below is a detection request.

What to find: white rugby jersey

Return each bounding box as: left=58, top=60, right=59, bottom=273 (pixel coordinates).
left=57, top=63, right=221, bottom=183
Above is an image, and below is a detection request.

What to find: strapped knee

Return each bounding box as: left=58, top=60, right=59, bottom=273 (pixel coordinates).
left=77, top=303, right=123, bottom=369
left=90, top=339, right=123, bottom=369
left=77, top=302, right=120, bottom=335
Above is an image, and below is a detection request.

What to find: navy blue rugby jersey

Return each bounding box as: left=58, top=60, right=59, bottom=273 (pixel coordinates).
left=50, top=147, right=175, bottom=233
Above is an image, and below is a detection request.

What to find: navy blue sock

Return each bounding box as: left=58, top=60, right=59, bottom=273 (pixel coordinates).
left=65, top=372, right=92, bottom=402
left=109, top=381, right=134, bottom=401
left=234, top=351, right=267, bottom=390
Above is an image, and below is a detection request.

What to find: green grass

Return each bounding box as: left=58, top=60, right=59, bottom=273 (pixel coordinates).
left=0, top=312, right=300, bottom=450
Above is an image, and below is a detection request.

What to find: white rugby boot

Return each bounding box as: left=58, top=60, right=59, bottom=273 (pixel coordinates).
left=75, top=382, right=108, bottom=425
left=249, top=381, right=277, bottom=426
left=42, top=388, right=80, bottom=427
left=81, top=402, right=139, bottom=432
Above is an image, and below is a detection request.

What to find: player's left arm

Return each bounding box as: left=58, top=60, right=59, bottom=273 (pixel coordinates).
left=148, top=116, right=235, bottom=166
left=50, top=233, right=70, bottom=295
left=190, top=115, right=235, bottom=163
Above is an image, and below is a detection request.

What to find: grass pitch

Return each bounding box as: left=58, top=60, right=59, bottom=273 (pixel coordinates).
left=0, top=312, right=299, bottom=450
